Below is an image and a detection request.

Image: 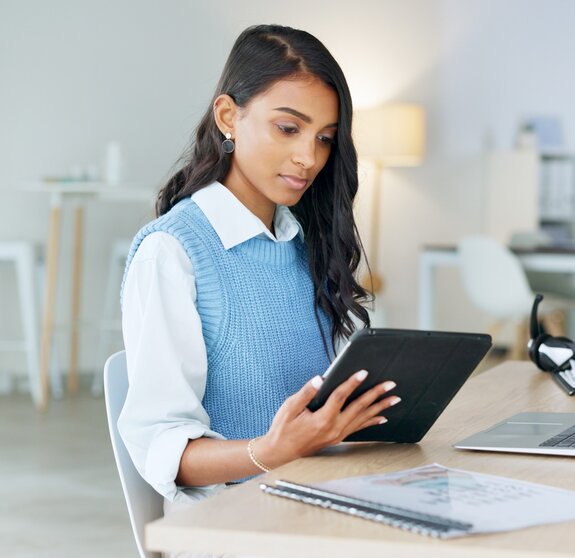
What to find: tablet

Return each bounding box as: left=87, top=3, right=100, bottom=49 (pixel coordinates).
left=307, top=328, right=492, bottom=443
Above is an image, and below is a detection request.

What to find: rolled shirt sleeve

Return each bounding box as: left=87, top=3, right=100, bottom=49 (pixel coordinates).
left=118, top=231, right=225, bottom=503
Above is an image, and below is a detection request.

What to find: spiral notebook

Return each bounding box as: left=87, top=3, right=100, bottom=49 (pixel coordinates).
left=259, top=463, right=575, bottom=539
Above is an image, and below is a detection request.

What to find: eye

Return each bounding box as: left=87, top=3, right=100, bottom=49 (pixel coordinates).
left=317, top=134, right=335, bottom=146
left=276, top=124, right=299, bottom=135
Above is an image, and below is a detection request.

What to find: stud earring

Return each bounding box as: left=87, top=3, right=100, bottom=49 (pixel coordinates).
left=222, top=132, right=235, bottom=154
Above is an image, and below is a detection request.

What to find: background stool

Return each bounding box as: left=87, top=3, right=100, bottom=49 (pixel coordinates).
left=0, top=242, right=40, bottom=404
left=0, top=241, right=62, bottom=407
left=92, top=238, right=132, bottom=395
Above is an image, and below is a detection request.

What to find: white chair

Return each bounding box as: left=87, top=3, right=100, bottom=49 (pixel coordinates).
left=459, top=235, right=535, bottom=320
left=103, top=351, right=163, bottom=558
left=458, top=235, right=569, bottom=358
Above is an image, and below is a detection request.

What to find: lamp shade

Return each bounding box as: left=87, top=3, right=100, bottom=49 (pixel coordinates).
left=353, top=103, right=425, bottom=167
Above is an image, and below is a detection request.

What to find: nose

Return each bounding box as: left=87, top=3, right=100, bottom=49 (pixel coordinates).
left=291, top=137, right=316, bottom=169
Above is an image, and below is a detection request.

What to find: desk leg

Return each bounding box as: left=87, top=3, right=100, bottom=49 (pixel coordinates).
left=418, top=252, right=435, bottom=330
left=68, top=204, right=84, bottom=395
left=39, top=205, right=61, bottom=411
left=418, top=251, right=461, bottom=331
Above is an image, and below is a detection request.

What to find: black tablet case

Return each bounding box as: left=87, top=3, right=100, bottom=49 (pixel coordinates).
left=307, top=329, right=492, bottom=443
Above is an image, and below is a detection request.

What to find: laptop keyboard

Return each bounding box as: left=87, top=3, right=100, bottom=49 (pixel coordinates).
left=539, top=425, right=575, bottom=448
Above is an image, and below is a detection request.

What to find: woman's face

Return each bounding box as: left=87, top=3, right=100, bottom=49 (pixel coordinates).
left=222, top=77, right=339, bottom=228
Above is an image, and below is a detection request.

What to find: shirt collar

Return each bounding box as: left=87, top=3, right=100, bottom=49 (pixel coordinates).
left=191, top=181, right=303, bottom=250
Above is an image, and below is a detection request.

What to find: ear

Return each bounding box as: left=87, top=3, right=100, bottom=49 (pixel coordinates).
left=213, top=94, right=239, bottom=138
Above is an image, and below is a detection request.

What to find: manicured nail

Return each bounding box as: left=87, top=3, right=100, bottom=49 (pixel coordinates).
left=390, top=396, right=402, bottom=406
left=355, top=369, right=368, bottom=381
left=382, top=381, right=396, bottom=391
left=379, top=417, right=388, bottom=424
left=311, top=375, right=323, bottom=389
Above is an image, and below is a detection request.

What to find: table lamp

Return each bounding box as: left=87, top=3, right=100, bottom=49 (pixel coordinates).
left=353, top=102, right=425, bottom=293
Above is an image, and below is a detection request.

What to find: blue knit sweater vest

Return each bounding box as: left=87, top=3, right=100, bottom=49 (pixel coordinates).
left=123, top=198, right=332, bottom=440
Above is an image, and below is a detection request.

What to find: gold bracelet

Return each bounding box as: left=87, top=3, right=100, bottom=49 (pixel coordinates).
left=247, top=437, right=271, bottom=473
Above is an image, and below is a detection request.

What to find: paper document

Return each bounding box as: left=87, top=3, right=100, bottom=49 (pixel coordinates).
left=307, top=463, right=575, bottom=536
left=260, top=463, right=575, bottom=539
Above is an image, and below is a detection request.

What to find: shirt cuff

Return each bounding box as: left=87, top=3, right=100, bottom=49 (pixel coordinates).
left=145, top=423, right=225, bottom=501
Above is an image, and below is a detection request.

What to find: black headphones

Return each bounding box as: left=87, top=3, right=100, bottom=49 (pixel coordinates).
left=528, top=294, right=575, bottom=395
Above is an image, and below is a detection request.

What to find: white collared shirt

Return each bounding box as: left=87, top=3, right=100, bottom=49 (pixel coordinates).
left=118, top=181, right=303, bottom=503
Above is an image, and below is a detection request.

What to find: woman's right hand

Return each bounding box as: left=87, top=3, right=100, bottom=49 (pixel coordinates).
left=253, top=371, right=401, bottom=469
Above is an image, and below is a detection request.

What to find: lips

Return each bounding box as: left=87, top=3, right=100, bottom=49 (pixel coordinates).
left=280, top=174, right=308, bottom=191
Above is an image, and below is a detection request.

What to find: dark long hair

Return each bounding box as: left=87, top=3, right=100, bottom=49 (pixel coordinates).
left=157, top=24, right=372, bottom=349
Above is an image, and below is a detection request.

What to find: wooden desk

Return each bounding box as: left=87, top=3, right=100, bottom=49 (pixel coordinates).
left=146, top=361, right=575, bottom=557
left=28, top=182, right=154, bottom=410
left=418, top=244, right=575, bottom=330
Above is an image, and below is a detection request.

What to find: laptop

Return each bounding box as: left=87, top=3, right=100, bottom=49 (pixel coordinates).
left=454, top=412, right=575, bottom=456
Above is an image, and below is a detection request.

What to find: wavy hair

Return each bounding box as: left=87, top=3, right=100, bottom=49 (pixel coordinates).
left=156, top=24, right=372, bottom=350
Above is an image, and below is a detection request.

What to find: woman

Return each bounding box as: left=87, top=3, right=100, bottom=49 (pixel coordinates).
left=119, top=24, right=401, bottom=514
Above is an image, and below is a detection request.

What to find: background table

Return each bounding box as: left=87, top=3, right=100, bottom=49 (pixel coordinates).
left=27, top=182, right=154, bottom=410
left=146, top=361, right=575, bottom=557
left=418, top=244, right=575, bottom=330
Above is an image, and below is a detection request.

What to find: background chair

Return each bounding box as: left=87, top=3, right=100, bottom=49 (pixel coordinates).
left=103, top=351, right=163, bottom=558
left=458, top=235, right=569, bottom=359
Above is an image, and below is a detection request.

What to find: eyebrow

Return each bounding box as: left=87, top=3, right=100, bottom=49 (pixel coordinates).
left=273, top=107, right=338, bottom=128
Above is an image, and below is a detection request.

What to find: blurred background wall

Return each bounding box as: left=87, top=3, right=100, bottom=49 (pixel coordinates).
left=1, top=0, right=575, bottom=380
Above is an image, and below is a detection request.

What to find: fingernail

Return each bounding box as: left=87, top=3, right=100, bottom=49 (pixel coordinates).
left=311, top=375, right=323, bottom=389
left=382, top=381, right=396, bottom=391
left=355, top=369, right=368, bottom=381
left=379, top=417, right=388, bottom=424
left=390, top=396, right=402, bottom=406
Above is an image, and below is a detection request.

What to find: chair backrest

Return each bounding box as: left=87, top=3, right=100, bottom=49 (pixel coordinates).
left=103, top=351, right=163, bottom=558
left=458, top=235, right=534, bottom=319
